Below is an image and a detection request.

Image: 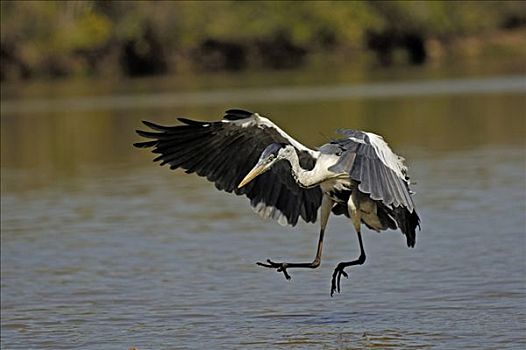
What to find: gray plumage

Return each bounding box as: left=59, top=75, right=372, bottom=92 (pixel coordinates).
left=329, top=129, right=415, bottom=212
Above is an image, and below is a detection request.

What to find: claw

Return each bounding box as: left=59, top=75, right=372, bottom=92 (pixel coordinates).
left=257, top=259, right=291, bottom=280
left=280, top=268, right=291, bottom=280
left=330, top=265, right=349, bottom=297
left=256, top=259, right=274, bottom=268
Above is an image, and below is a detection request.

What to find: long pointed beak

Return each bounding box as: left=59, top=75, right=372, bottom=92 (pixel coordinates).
left=238, top=164, right=268, bottom=188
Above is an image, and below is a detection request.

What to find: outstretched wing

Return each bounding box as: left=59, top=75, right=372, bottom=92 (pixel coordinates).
left=134, top=109, right=322, bottom=226
left=330, top=129, right=420, bottom=247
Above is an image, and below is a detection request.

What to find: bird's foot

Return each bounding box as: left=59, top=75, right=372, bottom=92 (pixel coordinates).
left=330, top=263, right=349, bottom=296
left=257, top=259, right=292, bottom=280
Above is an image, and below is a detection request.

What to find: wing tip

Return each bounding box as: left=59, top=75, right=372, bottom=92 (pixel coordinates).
left=133, top=140, right=157, bottom=148
left=223, top=108, right=254, bottom=121
left=142, top=120, right=161, bottom=128
left=135, top=129, right=163, bottom=139
left=177, top=117, right=202, bottom=126
left=404, top=208, right=420, bottom=248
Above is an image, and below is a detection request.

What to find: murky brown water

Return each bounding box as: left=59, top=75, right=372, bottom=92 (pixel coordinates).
left=1, top=66, right=525, bottom=349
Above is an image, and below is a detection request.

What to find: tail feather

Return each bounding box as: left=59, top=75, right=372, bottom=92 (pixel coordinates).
left=331, top=198, right=420, bottom=248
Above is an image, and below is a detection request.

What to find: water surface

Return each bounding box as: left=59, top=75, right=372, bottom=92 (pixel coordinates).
left=1, top=68, right=525, bottom=349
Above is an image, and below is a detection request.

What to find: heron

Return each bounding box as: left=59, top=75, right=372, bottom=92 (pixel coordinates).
left=134, top=109, right=420, bottom=296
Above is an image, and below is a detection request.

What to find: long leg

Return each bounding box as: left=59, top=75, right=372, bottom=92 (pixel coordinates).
left=330, top=191, right=366, bottom=296
left=258, top=195, right=334, bottom=280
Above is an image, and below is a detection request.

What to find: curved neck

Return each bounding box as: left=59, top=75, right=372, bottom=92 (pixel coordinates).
left=284, top=151, right=318, bottom=188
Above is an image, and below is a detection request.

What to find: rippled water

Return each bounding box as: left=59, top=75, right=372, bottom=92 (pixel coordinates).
left=1, top=70, right=526, bottom=349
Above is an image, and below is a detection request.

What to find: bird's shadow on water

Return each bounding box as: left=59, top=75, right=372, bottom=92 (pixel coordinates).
left=251, top=306, right=398, bottom=327
left=253, top=310, right=352, bottom=325
left=249, top=310, right=437, bottom=349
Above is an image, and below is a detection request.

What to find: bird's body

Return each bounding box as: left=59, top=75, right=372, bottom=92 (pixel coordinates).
left=135, top=109, right=420, bottom=295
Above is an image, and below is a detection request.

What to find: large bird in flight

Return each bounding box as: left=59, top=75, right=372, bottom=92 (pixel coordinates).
left=134, top=109, right=420, bottom=295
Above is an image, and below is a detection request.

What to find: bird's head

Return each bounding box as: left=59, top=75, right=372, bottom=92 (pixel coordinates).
left=238, top=143, right=293, bottom=188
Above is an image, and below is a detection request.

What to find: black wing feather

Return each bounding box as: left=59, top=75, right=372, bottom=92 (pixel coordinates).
left=135, top=109, right=322, bottom=226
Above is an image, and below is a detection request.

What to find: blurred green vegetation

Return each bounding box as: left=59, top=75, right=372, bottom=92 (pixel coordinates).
left=1, top=0, right=525, bottom=81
